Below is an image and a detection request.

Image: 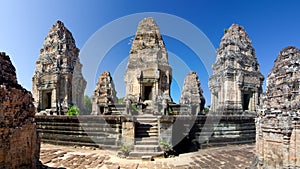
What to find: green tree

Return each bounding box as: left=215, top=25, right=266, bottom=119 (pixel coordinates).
left=84, top=95, right=92, bottom=114
left=118, top=97, right=125, bottom=103
left=67, top=106, right=80, bottom=116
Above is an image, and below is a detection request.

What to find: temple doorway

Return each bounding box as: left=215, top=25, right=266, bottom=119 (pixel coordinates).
left=243, top=93, right=251, bottom=111
left=42, top=90, right=52, bottom=110
left=143, top=85, right=153, bottom=101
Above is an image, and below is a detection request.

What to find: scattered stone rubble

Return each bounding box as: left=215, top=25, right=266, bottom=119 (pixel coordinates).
left=255, top=46, right=300, bottom=168
left=91, top=71, right=118, bottom=115
left=209, top=24, right=264, bottom=114
left=180, top=71, right=205, bottom=114
left=32, top=20, right=86, bottom=115
left=0, top=52, right=40, bottom=169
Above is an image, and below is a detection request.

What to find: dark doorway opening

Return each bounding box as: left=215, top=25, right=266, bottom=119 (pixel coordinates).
left=243, top=94, right=250, bottom=111
left=143, top=86, right=152, bottom=100
left=42, top=91, right=52, bottom=110
left=100, top=106, right=104, bottom=114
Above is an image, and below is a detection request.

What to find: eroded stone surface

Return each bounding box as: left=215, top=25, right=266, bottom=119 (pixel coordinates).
left=40, top=143, right=255, bottom=169
left=32, top=20, right=86, bottom=114
left=92, top=71, right=117, bottom=115
left=180, top=71, right=205, bottom=114
left=124, top=17, right=172, bottom=104
left=0, top=52, right=40, bottom=169
left=209, top=24, right=264, bottom=114
left=255, top=46, right=300, bottom=169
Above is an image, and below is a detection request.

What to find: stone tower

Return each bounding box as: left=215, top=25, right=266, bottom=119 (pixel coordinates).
left=91, top=71, right=118, bottom=115
left=209, top=24, right=264, bottom=114
left=124, top=17, right=172, bottom=104
left=180, top=71, right=205, bottom=114
left=32, top=20, right=86, bottom=114
left=255, top=46, right=300, bottom=168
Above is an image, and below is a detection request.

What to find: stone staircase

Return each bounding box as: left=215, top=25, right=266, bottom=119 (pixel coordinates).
left=129, top=111, right=164, bottom=158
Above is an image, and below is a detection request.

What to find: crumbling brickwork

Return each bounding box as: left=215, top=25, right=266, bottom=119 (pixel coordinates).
left=256, top=46, right=300, bottom=168
left=0, top=52, right=40, bottom=169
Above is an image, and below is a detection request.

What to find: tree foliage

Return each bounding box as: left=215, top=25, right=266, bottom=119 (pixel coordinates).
left=84, top=95, right=92, bottom=114
left=67, top=106, right=80, bottom=116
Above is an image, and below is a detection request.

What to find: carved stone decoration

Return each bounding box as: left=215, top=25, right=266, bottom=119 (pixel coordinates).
left=32, top=20, right=86, bottom=115
left=124, top=17, right=172, bottom=104
left=209, top=24, right=264, bottom=114
left=180, top=71, right=205, bottom=114
left=91, top=71, right=118, bottom=115
left=255, top=46, right=300, bottom=169
left=0, top=52, right=40, bottom=169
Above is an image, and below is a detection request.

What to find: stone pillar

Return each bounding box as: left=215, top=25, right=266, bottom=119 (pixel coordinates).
left=122, top=121, right=135, bottom=148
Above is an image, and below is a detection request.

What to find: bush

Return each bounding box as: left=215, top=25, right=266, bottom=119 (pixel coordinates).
left=160, top=140, right=174, bottom=158
left=131, top=103, right=138, bottom=111
left=67, top=106, right=80, bottom=116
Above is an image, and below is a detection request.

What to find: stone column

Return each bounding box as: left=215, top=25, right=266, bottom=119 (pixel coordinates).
left=122, top=121, right=135, bottom=149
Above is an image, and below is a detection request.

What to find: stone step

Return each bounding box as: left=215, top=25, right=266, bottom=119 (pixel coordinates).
left=128, top=151, right=164, bottom=158
left=41, top=139, right=120, bottom=150
left=135, top=130, right=158, bottom=136
left=40, top=133, right=118, bottom=145
left=37, top=129, right=118, bottom=136
left=135, top=132, right=158, bottom=137
left=136, top=125, right=158, bottom=130
left=135, top=140, right=158, bottom=145
left=37, top=126, right=118, bottom=133
left=135, top=118, right=158, bottom=123
left=135, top=137, right=158, bottom=142
left=37, top=122, right=120, bottom=128
left=134, top=145, right=161, bottom=152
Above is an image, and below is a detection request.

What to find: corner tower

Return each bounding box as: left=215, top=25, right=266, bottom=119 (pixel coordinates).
left=209, top=24, right=264, bottom=114
left=32, top=20, right=86, bottom=114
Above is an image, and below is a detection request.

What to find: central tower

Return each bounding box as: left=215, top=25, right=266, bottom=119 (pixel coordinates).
left=124, top=18, right=172, bottom=104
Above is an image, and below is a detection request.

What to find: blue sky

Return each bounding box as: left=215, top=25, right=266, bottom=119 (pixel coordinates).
left=1, top=0, right=300, bottom=105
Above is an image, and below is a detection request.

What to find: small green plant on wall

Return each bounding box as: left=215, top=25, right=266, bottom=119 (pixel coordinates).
left=131, top=103, right=138, bottom=111
left=67, top=106, right=80, bottom=116
left=118, top=144, right=130, bottom=158
left=160, top=140, right=174, bottom=158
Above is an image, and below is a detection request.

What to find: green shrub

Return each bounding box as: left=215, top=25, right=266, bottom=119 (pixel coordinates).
left=131, top=103, right=138, bottom=111
left=67, top=106, right=80, bottom=116
left=160, top=140, right=174, bottom=158
left=168, top=107, right=173, bottom=115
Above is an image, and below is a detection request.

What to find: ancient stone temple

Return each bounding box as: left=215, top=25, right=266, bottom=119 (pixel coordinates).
left=91, top=71, right=118, bottom=115
left=124, top=17, right=172, bottom=106
left=0, top=52, right=40, bottom=168
left=180, top=71, right=205, bottom=114
left=255, top=46, right=300, bottom=168
left=32, top=20, right=86, bottom=114
left=209, top=24, right=264, bottom=114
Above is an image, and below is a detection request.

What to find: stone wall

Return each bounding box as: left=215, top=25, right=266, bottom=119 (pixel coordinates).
left=0, top=52, right=40, bottom=169
left=36, top=114, right=255, bottom=154
left=36, top=115, right=125, bottom=150
left=255, top=46, right=300, bottom=168
left=160, top=115, right=255, bottom=151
